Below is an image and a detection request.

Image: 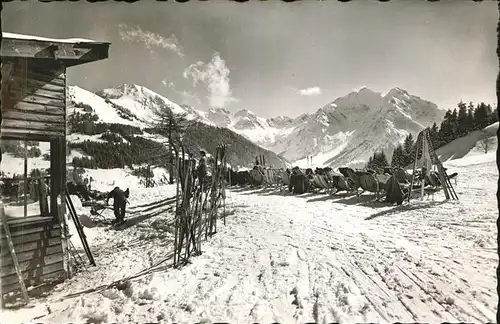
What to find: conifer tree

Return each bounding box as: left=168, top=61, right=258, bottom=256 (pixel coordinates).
left=438, top=109, right=454, bottom=146
left=456, top=101, right=469, bottom=137
left=474, top=103, right=490, bottom=130
left=402, top=134, right=415, bottom=166
left=429, top=122, right=440, bottom=149
left=466, top=102, right=475, bottom=133
left=490, top=106, right=499, bottom=124
left=379, top=150, right=389, bottom=168
left=391, top=144, right=404, bottom=168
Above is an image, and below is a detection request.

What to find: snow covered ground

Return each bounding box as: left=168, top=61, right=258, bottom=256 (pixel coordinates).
left=2, top=149, right=497, bottom=323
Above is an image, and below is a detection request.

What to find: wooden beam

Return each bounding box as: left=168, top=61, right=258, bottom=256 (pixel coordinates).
left=0, top=129, right=62, bottom=142
left=24, top=140, right=28, bottom=218
left=2, top=244, right=63, bottom=267
left=3, top=110, right=65, bottom=124
left=9, top=87, right=65, bottom=102
left=1, top=262, right=64, bottom=288
left=0, top=221, right=58, bottom=240
left=1, top=253, right=64, bottom=277
left=0, top=228, right=61, bottom=247
left=1, top=268, right=65, bottom=295
left=7, top=104, right=65, bottom=117
left=7, top=94, right=65, bottom=108
left=1, top=119, right=66, bottom=132
left=0, top=236, right=61, bottom=258
left=10, top=76, right=66, bottom=93
left=1, top=38, right=110, bottom=65
left=0, top=215, right=57, bottom=227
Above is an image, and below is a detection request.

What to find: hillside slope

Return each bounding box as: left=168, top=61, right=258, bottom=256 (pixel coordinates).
left=68, top=85, right=287, bottom=170
left=435, top=122, right=498, bottom=162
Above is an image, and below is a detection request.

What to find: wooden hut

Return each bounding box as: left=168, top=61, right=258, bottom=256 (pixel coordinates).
left=0, top=32, right=110, bottom=302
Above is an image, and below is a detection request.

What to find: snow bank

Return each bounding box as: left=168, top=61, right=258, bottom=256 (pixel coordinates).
left=436, top=122, right=498, bottom=162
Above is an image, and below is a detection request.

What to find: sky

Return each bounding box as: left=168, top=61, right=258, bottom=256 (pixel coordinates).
left=3, top=0, right=498, bottom=118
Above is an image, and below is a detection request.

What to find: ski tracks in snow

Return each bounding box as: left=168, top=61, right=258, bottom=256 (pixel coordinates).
left=153, top=172, right=495, bottom=323
left=13, top=160, right=496, bottom=324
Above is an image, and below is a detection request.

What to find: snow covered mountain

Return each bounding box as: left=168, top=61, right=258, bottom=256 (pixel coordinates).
left=66, top=85, right=288, bottom=169
left=188, top=86, right=445, bottom=168
left=69, top=84, right=444, bottom=169
left=253, top=87, right=444, bottom=168
left=94, top=84, right=211, bottom=126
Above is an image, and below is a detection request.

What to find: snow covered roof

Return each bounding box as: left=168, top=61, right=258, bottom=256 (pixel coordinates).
left=1, top=32, right=110, bottom=65
left=2, top=32, right=106, bottom=44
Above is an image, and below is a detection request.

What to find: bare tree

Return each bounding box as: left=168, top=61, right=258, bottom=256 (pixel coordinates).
left=478, top=130, right=495, bottom=154
left=150, top=104, right=192, bottom=184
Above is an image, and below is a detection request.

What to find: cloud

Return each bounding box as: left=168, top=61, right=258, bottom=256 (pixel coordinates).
left=161, top=79, right=201, bottom=106
left=298, top=86, right=322, bottom=96
left=183, top=52, right=238, bottom=108
left=179, top=90, right=202, bottom=106
left=162, top=80, right=176, bottom=89
left=118, top=24, right=184, bottom=57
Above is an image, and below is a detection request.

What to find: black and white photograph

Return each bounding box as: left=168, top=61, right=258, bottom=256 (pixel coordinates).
left=0, top=0, right=498, bottom=323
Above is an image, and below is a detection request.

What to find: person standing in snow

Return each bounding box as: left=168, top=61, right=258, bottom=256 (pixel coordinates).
left=197, top=151, right=208, bottom=188
left=106, top=187, right=130, bottom=224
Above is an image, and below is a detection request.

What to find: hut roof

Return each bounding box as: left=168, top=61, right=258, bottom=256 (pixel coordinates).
left=2, top=32, right=102, bottom=44
left=1, top=31, right=110, bottom=66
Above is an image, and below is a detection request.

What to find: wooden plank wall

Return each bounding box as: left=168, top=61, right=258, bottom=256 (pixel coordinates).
left=1, top=59, right=66, bottom=141
left=0, top=218, right=65, bottom=295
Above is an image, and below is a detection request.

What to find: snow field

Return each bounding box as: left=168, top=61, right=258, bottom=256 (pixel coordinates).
left=2, top=149, right=497, bottom=323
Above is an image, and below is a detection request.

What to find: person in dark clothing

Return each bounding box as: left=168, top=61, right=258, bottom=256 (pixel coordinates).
left=106, top=187, right=130, bottom=223
left=197, top=151, right=208, bottom=187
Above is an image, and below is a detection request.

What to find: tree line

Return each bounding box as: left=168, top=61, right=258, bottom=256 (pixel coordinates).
left=67, top=106, right=287, bottom=173
left=366, top=101, right=497, bottom=170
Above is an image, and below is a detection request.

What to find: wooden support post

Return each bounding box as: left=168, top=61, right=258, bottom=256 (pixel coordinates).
left=407, top=133, right=422, bottom=203
left=24, top=140, right=28, bottom=218
left=1, top=205, right=30, bottom=305
left=420, top=135, right=427, bottom=201
left=173, top=156, right=180, bottom=267
left=58, top=201, right=71, bottom=279
left=50, top=140, right=59, bottom=219
left=222, top=145, right=227, bottom=226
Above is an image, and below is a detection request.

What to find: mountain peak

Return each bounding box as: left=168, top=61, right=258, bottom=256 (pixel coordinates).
left=332, top=86, right=382, bottom=110
left=234, top=109, right=256, bottom=118
left=383, top=87, right=409, bottom=97
left=208, top=107, right=232, bottom=115
left=356, top=86, right=374, bottom=93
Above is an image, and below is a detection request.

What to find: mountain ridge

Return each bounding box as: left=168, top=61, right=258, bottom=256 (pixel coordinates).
left=71, top=83, right=445, bottom=169
left=67, top=85, right=289, bottom=170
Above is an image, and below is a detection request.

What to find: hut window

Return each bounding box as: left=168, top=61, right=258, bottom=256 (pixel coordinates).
left=1, top=139, right=52, bottom=218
